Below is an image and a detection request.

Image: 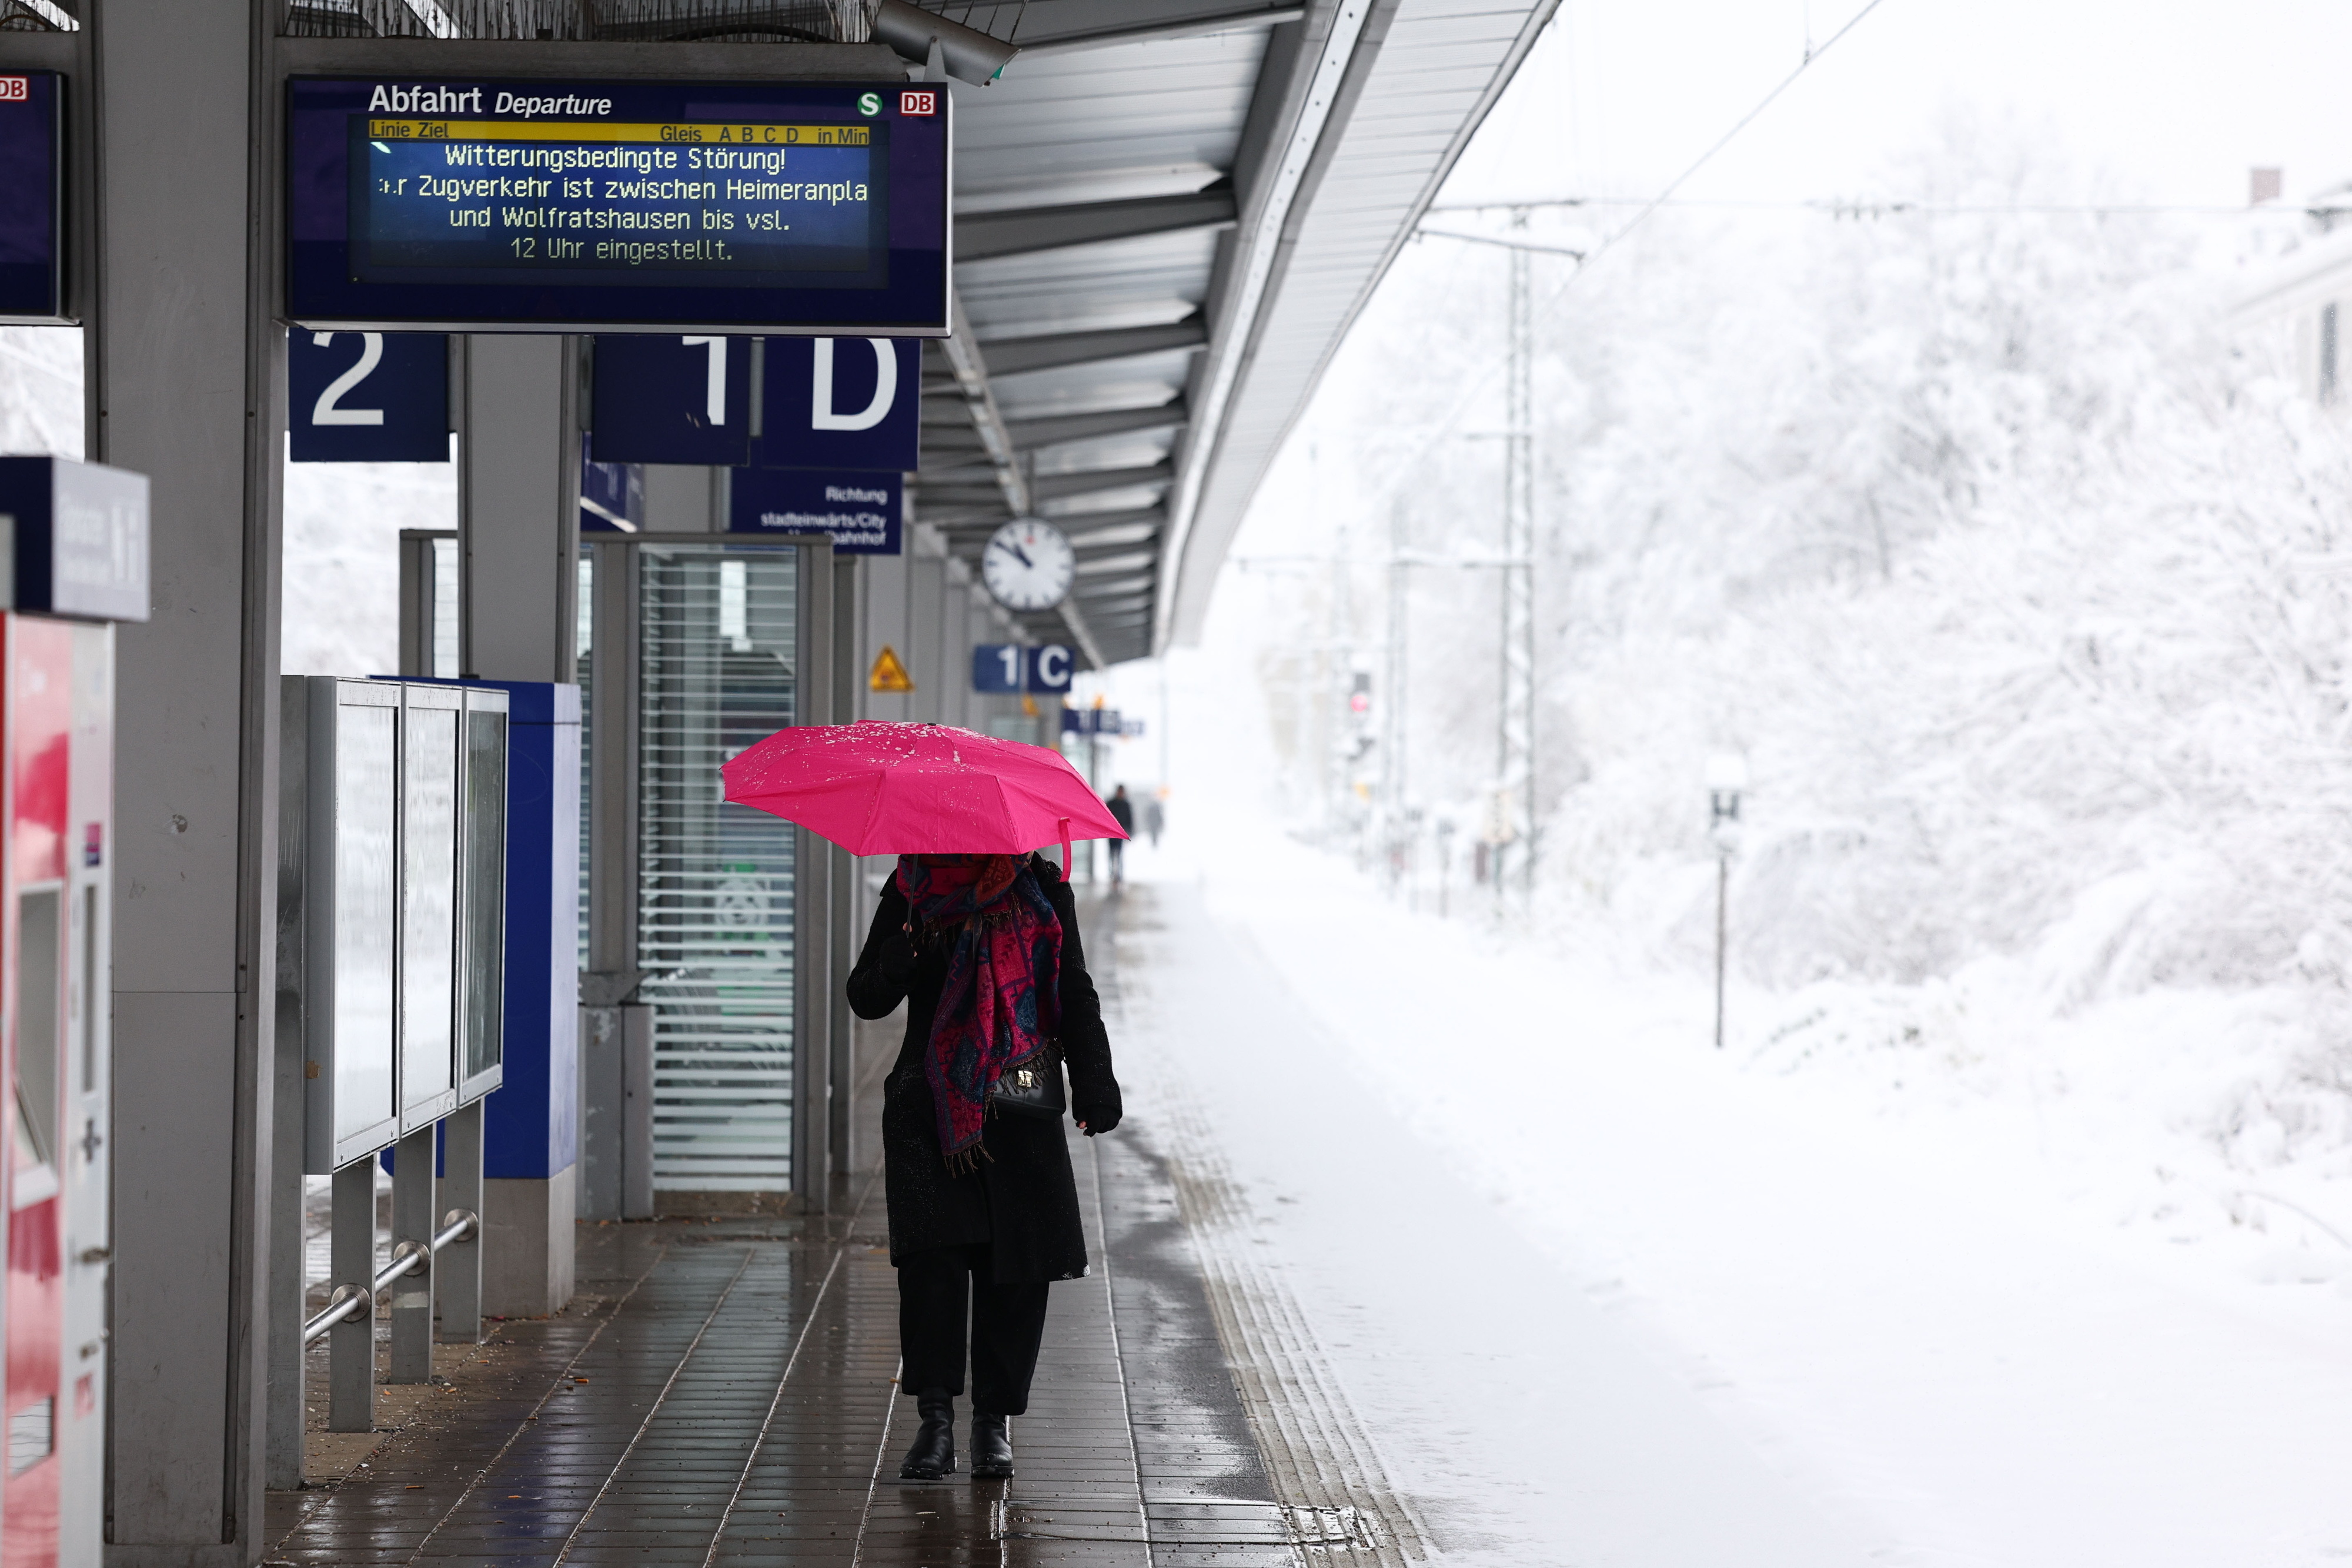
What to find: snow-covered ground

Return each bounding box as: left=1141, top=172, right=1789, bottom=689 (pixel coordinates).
left=1104, top=775, right=2352, bottom=1566
left=1037, top=96, right=2352, bottom=1567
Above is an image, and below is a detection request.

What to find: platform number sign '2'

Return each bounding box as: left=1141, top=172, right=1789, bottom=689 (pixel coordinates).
left=288, top=330, right=450, bottom=463
left=313, top=335, right=386, bottom=426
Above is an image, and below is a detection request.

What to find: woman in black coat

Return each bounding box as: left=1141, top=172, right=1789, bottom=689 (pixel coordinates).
left=847, top=850, right=1121, bottom=1482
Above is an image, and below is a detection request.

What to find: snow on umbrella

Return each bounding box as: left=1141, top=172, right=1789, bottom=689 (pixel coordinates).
left=720, top=720, right=1128, bottom=868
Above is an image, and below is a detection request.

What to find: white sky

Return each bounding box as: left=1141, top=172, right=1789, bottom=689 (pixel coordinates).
left=1444, top=0, right=2352, bottom=210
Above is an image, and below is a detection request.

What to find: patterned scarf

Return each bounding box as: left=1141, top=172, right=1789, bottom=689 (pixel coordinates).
left=896, top=854, right=1064, bottom=1169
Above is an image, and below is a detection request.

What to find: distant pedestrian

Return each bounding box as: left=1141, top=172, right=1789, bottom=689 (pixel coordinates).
left=848, top=852, right=1122, bottom=1483
left=1142, top=795, right=1164, bottom=849
left=1105, top=785, right=1134, bottom=884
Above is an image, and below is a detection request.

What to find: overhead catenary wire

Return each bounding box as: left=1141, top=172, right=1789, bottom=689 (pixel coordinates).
left=1561, top=0, right=1893, bottom=275
left=1369, top=0, right=1896, bottom=494
left=1415, top=227, right=1587, bottom=258
left=1412, top=190, right=2304, bottom=255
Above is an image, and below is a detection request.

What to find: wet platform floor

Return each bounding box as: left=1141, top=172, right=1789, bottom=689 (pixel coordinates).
left=265, top=1125, right=1304, bottom=1568
left=263, top=888, right=1415, bottom=1568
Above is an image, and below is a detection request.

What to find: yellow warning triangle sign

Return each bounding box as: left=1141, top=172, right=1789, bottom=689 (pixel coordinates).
left=868, top=644, right=915, bottom=694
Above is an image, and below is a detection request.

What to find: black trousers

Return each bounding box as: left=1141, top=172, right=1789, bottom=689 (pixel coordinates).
left=897, top=1244, right=1051, bottom=1415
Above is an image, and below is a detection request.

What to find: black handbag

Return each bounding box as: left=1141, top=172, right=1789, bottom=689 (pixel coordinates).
left=990, top=1042, right=1067, bottom=1121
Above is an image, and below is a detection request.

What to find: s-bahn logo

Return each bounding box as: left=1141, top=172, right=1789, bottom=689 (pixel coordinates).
left=900, top=89, right=938, bottom=116
left=0, top=78, right=28, bottom=103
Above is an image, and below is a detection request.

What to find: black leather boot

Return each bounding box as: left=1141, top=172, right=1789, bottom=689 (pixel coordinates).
left=970, top=1412, right=1014, bottom=1479
left=898, top=1389, right=956, bottom=1479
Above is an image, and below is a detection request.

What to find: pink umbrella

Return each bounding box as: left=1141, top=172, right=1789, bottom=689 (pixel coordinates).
left=720, top=720, right=1128, bottom=870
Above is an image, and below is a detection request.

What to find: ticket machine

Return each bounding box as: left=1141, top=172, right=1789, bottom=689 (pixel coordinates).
left=0, top=456, right=149, bottom=1568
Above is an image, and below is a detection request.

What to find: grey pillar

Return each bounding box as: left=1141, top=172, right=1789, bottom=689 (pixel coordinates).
left=459, top=335, right=580, bottom=681
left=387, top=1126, right=436, bottom=1383
left=791, top=827, right=832, bottom=1210
left=945, top=574, right=974, bottom=731
left=92, top=5, right=282, bottom=1560
left=440, top=1100, right=483, bottom=1344
left=830, top=560, right=858, bottom=1178
left=908, top=552, right=946, bottom=724
left=326, top=1162, right=375, bottom=1435
left=621, top=1004, right=656, bottom=1220
left=264, top=989, right=307, bottom=1489
left=266, top=682, right=310, bottom=1492
left=642, top=464, right=716, bottom=533
left=457, top=333, right=581, bottom=1311
left=862, top=549, right=911, bottom=722
left=583, top=539, right=647, bottom=1216
left=576, top=1005, right=623, bottom=1222
left=789, top=548, right=836, bottom=1209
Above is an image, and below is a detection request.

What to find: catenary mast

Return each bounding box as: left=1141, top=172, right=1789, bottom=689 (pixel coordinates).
left=1498, top=209, right=1537, bottom=900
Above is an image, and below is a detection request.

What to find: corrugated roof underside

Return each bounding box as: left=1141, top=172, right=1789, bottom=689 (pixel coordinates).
left=1166, top=0, right=1548, bottom=647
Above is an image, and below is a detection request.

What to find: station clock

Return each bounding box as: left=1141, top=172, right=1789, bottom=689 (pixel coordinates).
left=981, top=519, right=1077, bottom=613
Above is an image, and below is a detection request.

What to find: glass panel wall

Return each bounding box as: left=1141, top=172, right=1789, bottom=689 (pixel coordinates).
left=463, top=708, right=508, bottom=1085
left=399, top=702, right=460, bottom=1121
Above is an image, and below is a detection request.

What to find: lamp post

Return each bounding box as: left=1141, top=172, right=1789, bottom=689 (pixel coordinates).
left=1706, top=754, right=1748, bottom=1051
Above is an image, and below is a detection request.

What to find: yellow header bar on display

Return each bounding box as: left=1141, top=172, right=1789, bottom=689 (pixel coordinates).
left=368, top=119, right=870, bottom=146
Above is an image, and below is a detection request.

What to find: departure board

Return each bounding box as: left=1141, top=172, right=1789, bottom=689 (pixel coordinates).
left=0, top=73, right=64, bottom=323
left=286, top=78, right=949, bottom=334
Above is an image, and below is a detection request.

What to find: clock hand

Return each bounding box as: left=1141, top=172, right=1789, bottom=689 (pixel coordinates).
left=1010, top=543, right=1035, bottom=568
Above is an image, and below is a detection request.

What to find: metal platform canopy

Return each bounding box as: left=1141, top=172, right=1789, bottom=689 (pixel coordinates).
left=916, top=0, right=1562, bottom=664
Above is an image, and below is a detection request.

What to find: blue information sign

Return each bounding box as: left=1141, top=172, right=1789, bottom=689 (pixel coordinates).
left=1029, top=644, right=1074, bottom=693
left=729, top=467, right=900, bottom=554
left=753, top=336, right=921, bottom=473
left=0, top=73, right=64, bottom=323
left=0, top=456, right=152, bottom=623
left=286, top=78, right=950, bottom=334
left=973, top=644, right=1023, bottom=693
left=974, top=643, right=1075, bottom=694
left=580, top=435, right=643, bottom=533
left=590, top=334, right=752, bottom=465
left=289, top=331, right=451, bottom=462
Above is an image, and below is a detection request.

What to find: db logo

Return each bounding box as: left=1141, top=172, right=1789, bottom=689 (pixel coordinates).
left=899, top=89, right=938, bottom=117
left=0, top=79, right=27, bottom=103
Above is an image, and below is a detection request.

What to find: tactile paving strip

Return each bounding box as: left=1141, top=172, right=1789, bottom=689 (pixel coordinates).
left=1101, top=888, right=1429, bottom=1568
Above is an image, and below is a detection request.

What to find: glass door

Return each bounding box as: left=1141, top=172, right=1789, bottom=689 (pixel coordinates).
left=635, top=544, right=801, bottom=1196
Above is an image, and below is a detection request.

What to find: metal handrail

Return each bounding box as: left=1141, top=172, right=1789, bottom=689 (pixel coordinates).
left=301, top=1208, right=479, bottom=1346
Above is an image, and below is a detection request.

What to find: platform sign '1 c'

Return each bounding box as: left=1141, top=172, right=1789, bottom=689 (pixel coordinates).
left=973, top=644, right=1073, bottom=696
